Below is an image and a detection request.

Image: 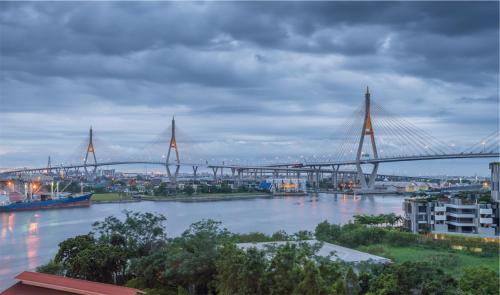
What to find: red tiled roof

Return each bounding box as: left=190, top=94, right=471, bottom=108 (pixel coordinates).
left=1, top=282, right=74, bottom=295
left=3, top=271, right=144, bottom=295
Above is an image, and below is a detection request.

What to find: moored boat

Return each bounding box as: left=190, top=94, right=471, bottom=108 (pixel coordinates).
left=0, top=193, right=92, bottom=212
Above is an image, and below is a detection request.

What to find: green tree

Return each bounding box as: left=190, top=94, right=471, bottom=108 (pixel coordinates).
left=92, top=210, right=167, bottom=257
left=315, top=220, right=341, bottom=243
left=36, top=259, right=64, bottom=275
left=54, top=234, right=96, bottom=276
left=459, top=266, right=499, bottom=295
left=367, top=261, right=458, bottom=295
left=296, top=260, right=328, bottom=295
left=216, top=244, right=268, bottom=295
left=266, top=243, right=310, bottom=294
left=184, top=185, right=195, bottom=195
left=139, top=220, right=231, bottom=294
left=52, top=234, right=127, bottom=284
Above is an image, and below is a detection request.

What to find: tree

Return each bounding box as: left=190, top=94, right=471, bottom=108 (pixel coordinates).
left=184, top=185, right=195, bottom=195
left=315, top=220, right=341, bottom=243
left=36, top=259, right=64, bottom=275
left=154, top=182, right=168, bottom=196
left=266, top=243, right=310, bottom=294
left=296, top=260, right=328, bottom=295
left=70, top=243, right=127, bottom=283
left=52, top=234, right=127, bottom=284
left=459, top=266, right=499, bottom=295
left=161, top=220, right=230, bottom=293
left=54, top=234, right=96, bottom=276
left=367, top=261, right=458, bottom=295
left=92, top=210, right=167, bottom=257
left=216, top=244, right=268, bottom=295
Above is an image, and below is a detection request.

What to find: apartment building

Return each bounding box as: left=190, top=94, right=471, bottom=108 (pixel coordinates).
left=490, top=162, right=499, bottom=202
left=404, top=195, right=498, bottom=237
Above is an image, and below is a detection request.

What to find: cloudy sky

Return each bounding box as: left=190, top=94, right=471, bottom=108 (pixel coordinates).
left=0, top=1, right=498, bottom=176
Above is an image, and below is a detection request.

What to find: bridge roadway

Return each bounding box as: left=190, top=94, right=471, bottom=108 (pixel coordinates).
left=261, top=152, right=500, bottom=167
left=2, top=151, right=498, bottom=181
left=1, top=152, right=498, bottom=175
left=0, top=160, right=437, bottom=182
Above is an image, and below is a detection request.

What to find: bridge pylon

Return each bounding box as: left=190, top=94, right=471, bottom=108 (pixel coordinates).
left=166, top=117, right=180, bottom=186
left=356, top=87, right=379, bottom=189
left=45, top=155, right=51, bottom=175
left=84, top=126, right=98, bottom=178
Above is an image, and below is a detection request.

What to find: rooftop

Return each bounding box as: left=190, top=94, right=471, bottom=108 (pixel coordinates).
left=1, top=271, right=144, bottom=295
left=236, top=240, right=391, bottom=265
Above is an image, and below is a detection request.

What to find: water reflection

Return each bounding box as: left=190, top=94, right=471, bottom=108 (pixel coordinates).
left=8, top=214, right=14, bottom=233
left=26, top=218, right=40, bottom=270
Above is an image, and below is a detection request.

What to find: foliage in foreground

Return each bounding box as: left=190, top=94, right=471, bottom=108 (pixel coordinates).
left=37, top=211, right=499, bottom=295
left=315, top=220, right=499, bottom=256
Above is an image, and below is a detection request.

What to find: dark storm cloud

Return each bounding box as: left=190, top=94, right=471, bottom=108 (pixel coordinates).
left=0, top=1, right=498, bottom=173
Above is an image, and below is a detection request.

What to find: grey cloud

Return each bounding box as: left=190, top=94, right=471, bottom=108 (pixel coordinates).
left=458, top=96, right=499, bottom=104
left=0, top=1, right=498, bottom=175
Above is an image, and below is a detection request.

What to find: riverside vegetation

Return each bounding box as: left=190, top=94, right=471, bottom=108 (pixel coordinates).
left=37, top=211, right=499, bottom=295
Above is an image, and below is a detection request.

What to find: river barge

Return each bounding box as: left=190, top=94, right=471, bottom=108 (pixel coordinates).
left=0, top=193, right=92, bottom=212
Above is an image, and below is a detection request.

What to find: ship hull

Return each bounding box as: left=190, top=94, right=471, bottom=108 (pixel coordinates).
left=0, top=193, right=92, bottom=212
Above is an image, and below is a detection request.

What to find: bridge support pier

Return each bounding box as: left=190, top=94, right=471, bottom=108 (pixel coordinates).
left=237, top=169, right=242, bottom=187
left=192, top=166, right=198, bottom=182
left=167, top=165, right=180, bottom=185
left=332, top=165, right=340, bottom=190
left=212, top=167, right=219, bottom=181
left=315, top=167, right=321, bottom=190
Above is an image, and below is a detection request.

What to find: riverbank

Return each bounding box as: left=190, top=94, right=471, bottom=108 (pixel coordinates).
left=91, top=193, right=137, bottom=204
left=91, top=192, right=274, bottom=204
left=141, top=192, right=272, bottom=202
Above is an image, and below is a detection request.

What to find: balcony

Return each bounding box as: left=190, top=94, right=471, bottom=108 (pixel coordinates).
left=479, top=208, right=493, bottom=215
left=447, top=212, right=475, bottom=218
left=479, top=217, right=493, bottom=224
left=447, top=221, right=475, bottom=227
left=434, top=206, right=446, bottom=212
left=446, top=203, right=476, bottom=209
left=435, top=215, right=446, bottom=221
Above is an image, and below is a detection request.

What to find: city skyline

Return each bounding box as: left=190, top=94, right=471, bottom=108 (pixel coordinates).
left=0, top=2, right=498, bottom=176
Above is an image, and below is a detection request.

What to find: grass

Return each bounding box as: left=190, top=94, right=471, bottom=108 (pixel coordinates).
left=357, top=244, right=499, bottom=278
left=91, top=193, right=132, bottom=202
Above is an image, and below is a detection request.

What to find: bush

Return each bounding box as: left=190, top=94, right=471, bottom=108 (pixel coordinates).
left=459, top=266, right=499, bottom=295
left=385, top=230, right=417, bottom=246
left=426, top=253, right=460, bottom=268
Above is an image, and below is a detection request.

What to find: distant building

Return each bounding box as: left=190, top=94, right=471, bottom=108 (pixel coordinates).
left=260, top=178, right=306, bottom=192
left=101, top=169, right=116, bottom=177
left=403, top=194, right=498, bottom=237
left=490, top=162, right=499, bottom=202
left=1, top=271, right=143, bottom=295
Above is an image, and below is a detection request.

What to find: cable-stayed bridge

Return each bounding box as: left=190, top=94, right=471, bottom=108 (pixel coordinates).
left=2, top=88, right=498, bottom=190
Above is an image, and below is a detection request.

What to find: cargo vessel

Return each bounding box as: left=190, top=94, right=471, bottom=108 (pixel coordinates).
left=0, top=193, right=92, bottom=212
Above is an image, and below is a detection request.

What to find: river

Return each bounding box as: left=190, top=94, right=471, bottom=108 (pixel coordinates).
left=0, top=193, right=404, bottom=289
